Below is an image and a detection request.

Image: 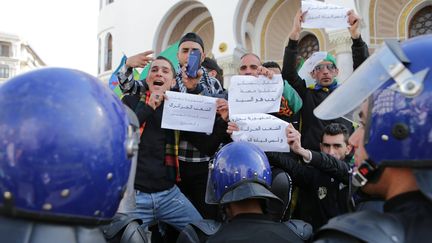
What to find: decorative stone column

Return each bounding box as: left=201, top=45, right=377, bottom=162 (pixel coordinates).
left=328, top=29, right=353, bottom=83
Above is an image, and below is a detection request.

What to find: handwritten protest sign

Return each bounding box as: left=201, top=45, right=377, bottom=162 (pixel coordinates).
left=301, top=0, right=350, bottom=29
left=161, top=91, right=217, bottom=133
left=230, top=113, right=290, bottom=152
left=228, top=74, right=283, bottom=115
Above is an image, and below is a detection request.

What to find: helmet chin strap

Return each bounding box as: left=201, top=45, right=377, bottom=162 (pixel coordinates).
left=352, top=159, right=383, bottom=187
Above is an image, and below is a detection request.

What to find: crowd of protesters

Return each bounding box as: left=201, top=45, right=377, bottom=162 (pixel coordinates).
left=1, top=5, right=432, bottom=243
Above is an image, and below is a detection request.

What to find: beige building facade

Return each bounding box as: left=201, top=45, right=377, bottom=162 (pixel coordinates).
left=97, top=0, right=432, bottom=86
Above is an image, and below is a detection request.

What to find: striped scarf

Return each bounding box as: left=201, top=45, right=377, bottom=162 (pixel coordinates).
left=175, top=65, right=213, bottom=94
left=141, top=91, right=181, bottom=182
left=313, top=80, right=338, bottom=92
left=278, top=97, right=294, bottom=117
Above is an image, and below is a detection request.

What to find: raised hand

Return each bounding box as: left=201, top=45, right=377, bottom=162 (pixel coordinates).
left=181, top=65, right=203, bottom=91
left=147, top=91, right=166, bottom=110
left=216, top=98, right=229, bottom=121
left=227, top=121, right=239, bottom=135
left=286, top=123, right=302, bottom=153
left=289, top=9, right=307, bottom=41
left=257, top=66, right=274, bottom=79
left=126, top=50, right=154, bottom=68
left=347, top=10, right=361, bottom=39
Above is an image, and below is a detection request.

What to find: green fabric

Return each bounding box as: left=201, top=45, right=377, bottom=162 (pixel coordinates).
left=133, top=68, right=140, bottom=80
left=282, top=80, right=303, bottom=114
left=296, top=56, right=305, bottom=72
left=113, top=85, right=123, bottom=98
left=324, top=53, right=337, bottom=66
left=139, top=41, right=180, bottom=80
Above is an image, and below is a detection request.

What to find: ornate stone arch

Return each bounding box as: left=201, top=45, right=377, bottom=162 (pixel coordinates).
left=299, top=29, right=327, bottom=54
left=234, top=0, right=267, bottom=55
left=153, top=1, right=214, bottom=55
left=369, top=0, right=410, bottom=48
left=402, top=1, right=432, bottom=38
left=234, top=0, right=333, bottom=64
left=234, top=0, right=301, bottom=62
left=298, top=33, right=320, bottom=59
left=259, top=0, right=300, bottom=63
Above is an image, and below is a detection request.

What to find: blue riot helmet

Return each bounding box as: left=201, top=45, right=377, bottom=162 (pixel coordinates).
left=314, top=34, right=432, bottom=199
left=0, top=67, right=138, bottom=224
left=205, top=141, right=281, bottom=205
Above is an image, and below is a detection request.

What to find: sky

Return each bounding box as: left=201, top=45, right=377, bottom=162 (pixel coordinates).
left=0, top=0, right=99, bottom=76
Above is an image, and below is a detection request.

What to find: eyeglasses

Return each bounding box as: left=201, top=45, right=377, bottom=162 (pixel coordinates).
left=314, top=64, right=336, bottom=72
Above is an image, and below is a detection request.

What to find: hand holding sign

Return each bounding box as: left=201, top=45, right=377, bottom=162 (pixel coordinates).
left=228, top=74, right=283, bottom=115
left=347, top=9, right=361, bottom=39
left=230, top=113, right=290, bottom=152
left=286, top=123, right=303, bottom=154
left=162, top=91, right=217, bottom=133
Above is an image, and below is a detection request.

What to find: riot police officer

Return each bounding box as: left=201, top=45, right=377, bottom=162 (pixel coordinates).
left=178, top=141, right=311, bottom=243
left=313, top=34, right=432, bottom=242
left=0, top=68, right=141, bottom=243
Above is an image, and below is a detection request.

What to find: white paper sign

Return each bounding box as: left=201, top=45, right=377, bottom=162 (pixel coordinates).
left=230, top=113, right=290, bottom=152
left=161, top=91, right=217, bottom=133
left=228, top=74, right=283, bottom=115
left=301, top=0, right=350, bottom=29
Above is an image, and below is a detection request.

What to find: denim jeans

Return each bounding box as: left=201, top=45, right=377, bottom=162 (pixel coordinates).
left=126, top=185, right=202, bottom=231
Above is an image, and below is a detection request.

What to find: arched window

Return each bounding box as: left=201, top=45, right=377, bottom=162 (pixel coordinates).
left=98, top=38, right=101, bottom=74
left=104, top=33, right=112, bottom=71
left=0, top=64, right=10, bottom=78
left=0, top=41, right=11, bottom=57
left=409, top=6, right=432, bottom=38
left=298, top=34, right=319, bottom=59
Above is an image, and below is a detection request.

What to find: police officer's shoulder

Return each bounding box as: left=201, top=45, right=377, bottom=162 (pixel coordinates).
left=314, top=210, right=404, bottom=243
left=283, top=219, right=313, bottom=241
left=0, top=216, right=107, bottom=243
left=101, top=213, right=149, bottom=243
left=177, top=220, right=222, bottom=243
left=190, top=219, right=222, bottom=236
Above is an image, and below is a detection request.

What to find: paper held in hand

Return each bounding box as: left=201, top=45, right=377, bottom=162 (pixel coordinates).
left=161, top=91, right=217, bottom=133
left=301, top=0, right=350, bottom=29
left=230, top=113, right=290, bottom=152
left=228, top=74, right=283, bottom=115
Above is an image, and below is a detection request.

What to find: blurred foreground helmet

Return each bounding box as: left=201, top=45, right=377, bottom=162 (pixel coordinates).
left=205, top=141, right=280, bottom=204
left=314, top=34, right=432, bottom=199
left=0, top=68, right=137, bottom=224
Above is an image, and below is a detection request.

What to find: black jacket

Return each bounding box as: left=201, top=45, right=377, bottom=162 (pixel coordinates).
left=122, top=92, right=174, bottom=192
left=206, top=214, right=304, bottom=243
left=122, top=92, right=230, bottom=192
left=315, top=191, right=432, bottom=242
left=382, top=191, right=432, bottom=242
left=134, top=101, right=175, bottom=193
left=267, top=151, right=352, bottom=231
left=282, top=37, right=369, bottom=151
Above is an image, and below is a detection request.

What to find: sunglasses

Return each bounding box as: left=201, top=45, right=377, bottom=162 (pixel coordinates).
left=314, top=64, right=337, bottom=72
